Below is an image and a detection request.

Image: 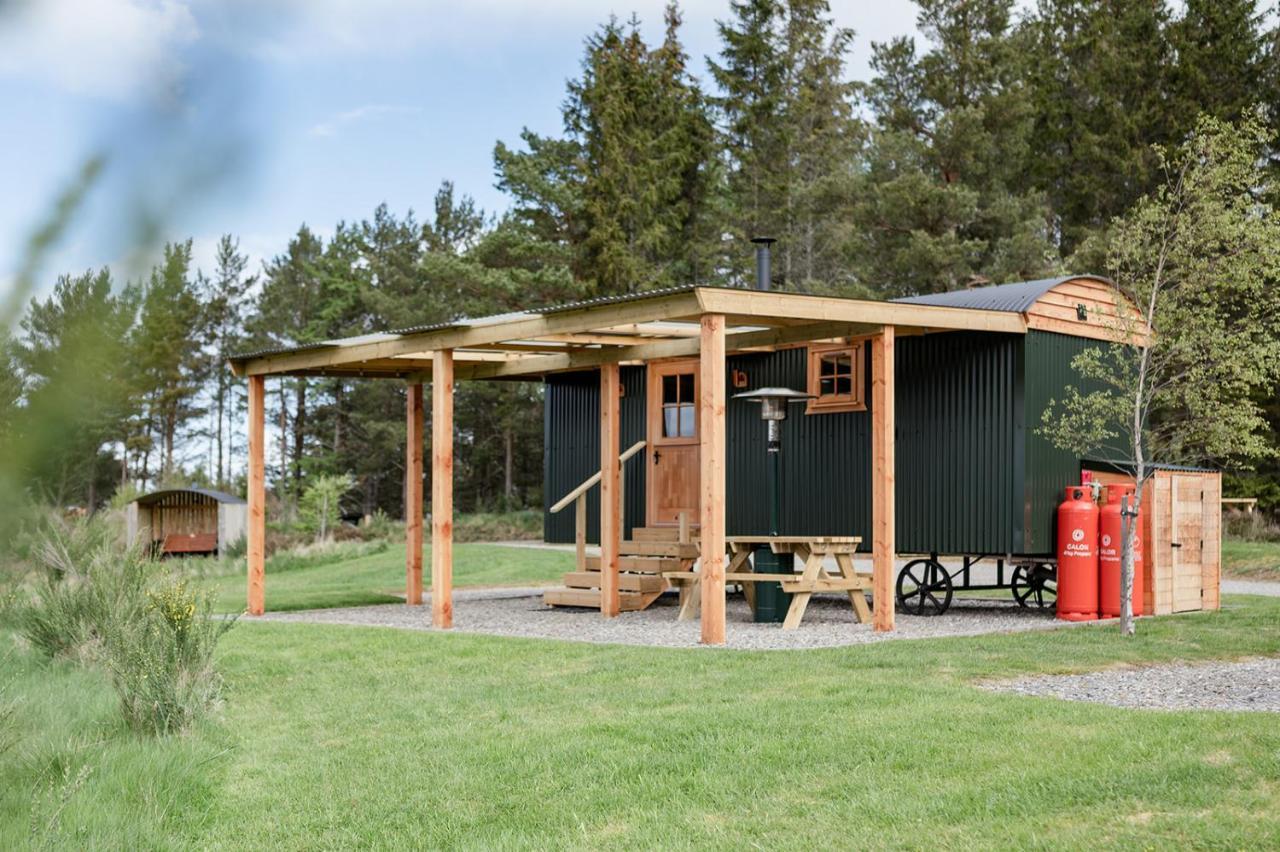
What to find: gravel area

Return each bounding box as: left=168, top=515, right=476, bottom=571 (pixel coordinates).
left=1222, top=578, right=1280, bottom=598
left=257, top=588, right=1084, bottom=650
left=985, top=658, right=1280, bottom=712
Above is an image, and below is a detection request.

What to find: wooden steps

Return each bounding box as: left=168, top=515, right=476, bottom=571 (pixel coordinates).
left=542, top=587, right=662, bottom=611
left=543, top=525, right=698, bottom=612
left=582, top=555, right=681, bottom=574
left=613, top=540, right=699, bottom=559
left=562, top=571, right=665, bottom=593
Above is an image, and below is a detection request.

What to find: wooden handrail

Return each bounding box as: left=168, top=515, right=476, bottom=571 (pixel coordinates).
left=549, top=440, right=647, bottom=513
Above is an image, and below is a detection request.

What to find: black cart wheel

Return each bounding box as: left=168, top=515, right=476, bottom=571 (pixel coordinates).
left=896, top=559, right=954, bottom=616
left=1012, top=563, right=1057, bottom=610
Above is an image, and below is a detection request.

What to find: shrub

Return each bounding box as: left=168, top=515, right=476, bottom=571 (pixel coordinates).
left=452, top=510, right=543, bottom=543
left=17, top=518, right=149, bottom=663
left=16, top=517, right=235, bottom=735
left=101, top=578, right=234, bottom=735
left=1224, top=510, right=1280, bottom=542
left=298, top=473, right=356, bottom=541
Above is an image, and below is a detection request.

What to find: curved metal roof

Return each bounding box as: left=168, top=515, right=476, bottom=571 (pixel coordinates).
left=893, top=275, right=1113, bottom=313
left=132, top=487, right=246, bottom=505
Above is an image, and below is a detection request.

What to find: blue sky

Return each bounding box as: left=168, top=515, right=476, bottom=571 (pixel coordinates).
left=0, top=0, right=948, bottom=300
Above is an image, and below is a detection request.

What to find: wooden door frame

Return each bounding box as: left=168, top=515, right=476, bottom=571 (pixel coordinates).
left=646, top=358, right=700, bottom=527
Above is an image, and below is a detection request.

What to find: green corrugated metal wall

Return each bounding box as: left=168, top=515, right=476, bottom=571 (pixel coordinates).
left=897, top=332, right=1022, bottom=554
left=543, top=329, right=1103, bottom=556
left=542, top=366, right=646, bottom=543
left=1020, top=330, right=1105, bottom=554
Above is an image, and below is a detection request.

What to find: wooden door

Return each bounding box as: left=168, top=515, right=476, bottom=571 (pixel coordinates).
left=1170, top=473, right=1205, bottom=612
left=647, top=360, right=700, bottom=526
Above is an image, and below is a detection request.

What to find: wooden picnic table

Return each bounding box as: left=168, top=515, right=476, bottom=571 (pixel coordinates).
left=666, top=535, right=868, bottom=629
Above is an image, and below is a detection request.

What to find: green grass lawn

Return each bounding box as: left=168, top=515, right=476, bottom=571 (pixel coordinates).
left=207, top=542, right=575, bottom=613
left=1222, top=538, right=1280, bottom=580
left=4, top=595, right=1279, bottom=849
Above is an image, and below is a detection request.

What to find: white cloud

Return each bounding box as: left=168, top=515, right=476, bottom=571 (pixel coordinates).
left=309, top=104, right=421, bottom=138
left=0, top=0, right=199, bottom=100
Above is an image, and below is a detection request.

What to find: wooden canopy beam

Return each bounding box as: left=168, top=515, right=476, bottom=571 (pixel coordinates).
left=871, top=327, right=896, bottom=632
left=455, top=320, right=885, bottom=381
left=700, top=314, right=727, bottom=645
left=599, top=363, right=621, bottom=617
left=406, top=383, right=424, bottom=606
left=246, top=375, right=265, bottom=616
left=233, top=290, right=706, bottom=377
left=695, top=289, right=1027, bottom=335
left=432, top=350, right=455, bottom=629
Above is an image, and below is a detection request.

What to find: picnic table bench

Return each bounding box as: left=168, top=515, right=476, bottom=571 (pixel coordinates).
left=664, top=535, right=869, bottom=629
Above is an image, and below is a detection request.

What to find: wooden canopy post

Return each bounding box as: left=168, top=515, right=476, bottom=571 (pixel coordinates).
left=699, top=313, right=727, bottom=645
left=871, top=326, right=896, bottom=632
left=405, top=382, right=424, bottom=605
left=431, top=351, right=454, bottom=628
left=599, top=363, right=621, bottom=617
left=246, top=374, right=265, bottom=616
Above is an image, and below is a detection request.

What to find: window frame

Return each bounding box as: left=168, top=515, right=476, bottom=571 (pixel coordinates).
left=806, top=340, right=868, bottom=414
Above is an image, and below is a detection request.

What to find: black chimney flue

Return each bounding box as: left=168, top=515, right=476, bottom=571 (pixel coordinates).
left=751, top=236, right=776, bottom=291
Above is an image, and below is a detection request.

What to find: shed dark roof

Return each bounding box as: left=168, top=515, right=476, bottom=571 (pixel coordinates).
left=132, top=487, right=246, bottom=506
left=893, top=276, right=1111, bottom=313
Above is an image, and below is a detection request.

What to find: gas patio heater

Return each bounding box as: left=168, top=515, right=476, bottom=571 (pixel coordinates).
left=733, top=386, right=813, bottom=622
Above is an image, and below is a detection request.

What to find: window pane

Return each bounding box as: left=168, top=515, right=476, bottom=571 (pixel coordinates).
left=678, top=404, right=695, bottom=437
left=819, top=377, right=835, bottom=396
left=678, top=374, right=694, bottom=403
left=832, top=353, right=852, bottom=375
left=663, top=407, right=679, bottom=437
left=836, top=376, right=852, bottom=396
left=663, top=375, right=678, bottom=404
left=820, top=356, right=836, bottom=377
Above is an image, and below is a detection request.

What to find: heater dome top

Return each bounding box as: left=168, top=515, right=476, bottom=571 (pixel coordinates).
left=733, top=387, right=814, bottom=402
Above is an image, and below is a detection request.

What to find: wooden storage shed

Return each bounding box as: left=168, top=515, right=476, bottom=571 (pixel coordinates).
left=1084, top=465, right=1222, bottom=614
left=126, top=488, right=247, bottom=557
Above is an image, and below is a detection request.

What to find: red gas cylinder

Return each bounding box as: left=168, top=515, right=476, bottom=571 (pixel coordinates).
left=1099, top=486, right=1144, bottom=618
left=1057, top=485, right=1099, bottom=621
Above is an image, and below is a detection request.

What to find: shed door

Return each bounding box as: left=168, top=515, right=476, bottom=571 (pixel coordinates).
left=1170, top=474, right=1205, bottom=612
left=647, top=360, right=700, bottom=526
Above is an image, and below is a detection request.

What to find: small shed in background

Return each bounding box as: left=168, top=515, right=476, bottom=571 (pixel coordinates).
left=1084, top=464, right=1222, bottom=614
left=126, top=488, right=247, bottom=557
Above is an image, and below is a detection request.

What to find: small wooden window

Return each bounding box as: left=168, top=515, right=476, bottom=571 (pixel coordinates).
left=807, top=341, right=866, bottom=413
left=660, top=372, right=696, bottom=438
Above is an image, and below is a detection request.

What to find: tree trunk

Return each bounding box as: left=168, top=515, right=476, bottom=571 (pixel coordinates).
left=504, top=427, right=514, bottom=509
left=293, top=379, right=307, bottom=497
left=279, top=380, right=289, bottom=514
left=333, top=381, right=344, bottom=456
left=215, top=369, right=225, bottom=488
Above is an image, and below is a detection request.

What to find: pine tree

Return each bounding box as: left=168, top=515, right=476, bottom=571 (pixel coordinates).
left=15, top=269, right=136, bottom=506
left=252, top=226, right=325, bottom=506
left=1023, top=0, right=1175, bottom=254
left=134, top=242, right=206, bottom=483
left=711, top=0, right=862, bottom=290
left=1169, top=0, right=1268, bottom=134
left=710, top=0, right=790, bottom=265
left=565, top=9, right=716, bottom=293
left=205, top=235, right=255, bottom=488
left=854, top=0, right=1054, bottom=295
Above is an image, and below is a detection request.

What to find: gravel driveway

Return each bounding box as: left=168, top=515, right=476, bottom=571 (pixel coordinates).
left=257, top=587, right=1087, bottom=650
left=984, top=657, right=1280, bottom=712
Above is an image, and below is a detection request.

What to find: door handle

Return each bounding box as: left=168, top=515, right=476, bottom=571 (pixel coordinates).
left=653, top=450, right=662, bottom=465
left=1171, top=542, right=1182, bottom=548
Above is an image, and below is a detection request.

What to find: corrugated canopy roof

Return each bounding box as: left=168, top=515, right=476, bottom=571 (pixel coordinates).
left=226, top=279, right=1138, bottom=381
left=893, top=276, right=1112, bottom=313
